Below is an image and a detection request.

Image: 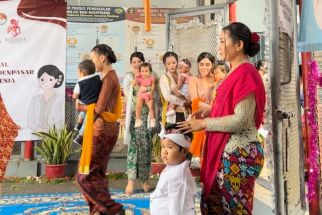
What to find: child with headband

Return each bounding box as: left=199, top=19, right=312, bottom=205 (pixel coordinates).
left=150, top=124, right=196, bottom=215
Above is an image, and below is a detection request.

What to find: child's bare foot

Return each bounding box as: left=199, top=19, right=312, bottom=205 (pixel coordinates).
left=125, top=180, right=135, bottom=195
left=142, top=181, right=150, bottom=193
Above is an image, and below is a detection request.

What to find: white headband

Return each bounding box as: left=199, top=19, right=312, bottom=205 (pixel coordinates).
left=159, top=130, right=191, bottom=148
left=179, top=61, right=190, bottom=68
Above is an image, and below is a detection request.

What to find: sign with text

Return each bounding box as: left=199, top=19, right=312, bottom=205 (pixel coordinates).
left=66, top=6, right=173, bottom=83
left=66, top=6, right=126, bottom=83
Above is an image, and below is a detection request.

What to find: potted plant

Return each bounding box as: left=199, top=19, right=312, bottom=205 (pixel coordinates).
left=33, top=125, right=75, bottom=179
left=151, top=133, right=166, bottom=174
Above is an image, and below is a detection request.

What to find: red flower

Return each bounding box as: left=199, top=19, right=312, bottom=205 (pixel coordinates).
left=251, top=32, right=260, bottom=43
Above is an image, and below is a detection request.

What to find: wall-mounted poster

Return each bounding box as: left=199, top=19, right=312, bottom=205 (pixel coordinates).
left=125, top=8, right=173, bottom=76
left=66, top=6, right=173, bottom=83
left=0, top=0, right=66, bottom=141
left=66, top=6, right=126, bottom=83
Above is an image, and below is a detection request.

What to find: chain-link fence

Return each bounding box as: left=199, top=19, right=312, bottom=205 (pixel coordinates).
left=250, top=33, right=266, bottom=64
left=65, top=84, right=77, bottom=131
left=167, top=5, right=228, bottom=75
left=152, top=0, right=202, bottom=8
left=167, top=5, right=265, bottom=73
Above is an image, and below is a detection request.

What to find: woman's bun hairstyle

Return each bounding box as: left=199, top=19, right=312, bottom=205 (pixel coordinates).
left=223, top=22, right=260, bottom=57
left=91, top=44, right=117, bottom=64
left=130, top=51, right=145, bottom=63
left=163, top=51, right=178, bottom=64
left=247, top=42, right=260, bottom=57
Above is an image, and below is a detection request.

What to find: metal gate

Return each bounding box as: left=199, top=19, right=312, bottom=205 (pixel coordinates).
left=269, top=0, right=306, bottom=214
left=165, top=4, right=229, bottom=74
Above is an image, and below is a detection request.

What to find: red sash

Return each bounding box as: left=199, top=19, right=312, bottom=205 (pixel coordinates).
left=201, top=63, right=266, bottom=196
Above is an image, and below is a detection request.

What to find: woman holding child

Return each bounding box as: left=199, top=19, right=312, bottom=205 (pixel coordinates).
left=159, top=51, right=191, bottom=125
left=123, top=52, right=153, bottom=195
left=75, top=44, right=125, bottom=215
left=178, top=22, right=266, bottom=214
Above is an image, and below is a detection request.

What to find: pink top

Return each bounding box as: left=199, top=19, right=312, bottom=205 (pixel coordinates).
left=179, top=73, right=191, bottom=84
left=136, top=75, right=155, bottom=87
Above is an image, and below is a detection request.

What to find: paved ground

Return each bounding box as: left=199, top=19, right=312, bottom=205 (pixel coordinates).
left=0, top=178, right=159, bottom=195
left=1, top=175, right=276, bottom=214
left=0, top=159, right=282, bottom=214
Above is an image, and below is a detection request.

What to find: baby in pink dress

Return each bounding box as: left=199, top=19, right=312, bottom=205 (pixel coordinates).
left=168, top=59, right=193, bottom=117
left=134, top=62, right=156, bottom=128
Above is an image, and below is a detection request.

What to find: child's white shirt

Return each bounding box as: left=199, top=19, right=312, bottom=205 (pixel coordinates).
left=150, top=160, right=197, bottom=215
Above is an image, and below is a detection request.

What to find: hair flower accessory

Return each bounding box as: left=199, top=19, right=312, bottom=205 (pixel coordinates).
left=251, top=32, right=260, bottom=43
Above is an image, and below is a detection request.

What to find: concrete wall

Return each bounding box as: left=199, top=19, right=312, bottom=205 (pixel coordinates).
left=236, top=0, right=265, bottom=32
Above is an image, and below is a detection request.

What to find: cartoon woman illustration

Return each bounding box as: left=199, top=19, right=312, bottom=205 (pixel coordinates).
left=27, top=65, right=64, bottom=132
left=314, top=0, right=322, bottom=29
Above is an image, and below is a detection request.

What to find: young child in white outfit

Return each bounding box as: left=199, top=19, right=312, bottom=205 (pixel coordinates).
left=150, top=124, right=196, bottom=215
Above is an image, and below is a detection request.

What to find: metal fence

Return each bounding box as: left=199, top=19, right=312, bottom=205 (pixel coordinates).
left=250, top=33, right=266, bottom=64
left=151, top=0, right=202, bottom=8
left=166, top=5, right=265, bottom=75
left=166, top=5, right=229, bottom=75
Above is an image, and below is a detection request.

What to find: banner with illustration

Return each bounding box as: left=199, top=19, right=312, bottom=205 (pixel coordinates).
left=0, top=0, right=66, bottom=141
